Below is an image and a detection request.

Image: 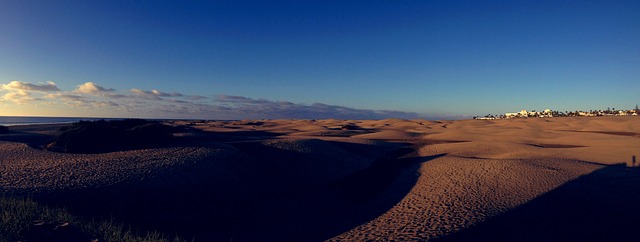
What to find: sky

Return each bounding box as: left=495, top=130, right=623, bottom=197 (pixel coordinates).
left=0, top=0, right=638, bottom=120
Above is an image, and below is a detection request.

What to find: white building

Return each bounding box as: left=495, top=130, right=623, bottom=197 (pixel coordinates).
left=505, top=109, right=554, bottom=118
left=505, top=112, right=519, bottom=118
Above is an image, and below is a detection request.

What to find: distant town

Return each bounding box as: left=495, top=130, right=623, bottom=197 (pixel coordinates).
left=474, top=105, right=640, bottom=120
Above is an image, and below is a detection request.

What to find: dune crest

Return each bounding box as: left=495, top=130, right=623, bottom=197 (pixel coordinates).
left=1, top=117, right=638, bottom=241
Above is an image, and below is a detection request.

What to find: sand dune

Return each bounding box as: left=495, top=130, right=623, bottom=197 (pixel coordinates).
left=1, top=117, right=638, bottom=241
left=332, top=117, right=639, bottom=241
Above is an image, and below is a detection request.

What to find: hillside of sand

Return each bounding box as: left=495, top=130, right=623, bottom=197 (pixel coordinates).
left=1, top=117, right=639, bottom=241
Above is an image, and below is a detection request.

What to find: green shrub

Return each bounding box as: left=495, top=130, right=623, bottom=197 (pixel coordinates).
left=0, top=194, right=184, bottom=241
left=47, top=119, right=174, bottom=153
left=341, top=123, right=360, bottom=130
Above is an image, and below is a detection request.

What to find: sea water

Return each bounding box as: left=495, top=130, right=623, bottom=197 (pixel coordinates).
left=0, top=116, right=121, bottom=126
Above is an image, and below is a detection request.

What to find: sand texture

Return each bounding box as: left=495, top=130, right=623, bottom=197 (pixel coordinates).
left=1, top=117, right=639, bottom=241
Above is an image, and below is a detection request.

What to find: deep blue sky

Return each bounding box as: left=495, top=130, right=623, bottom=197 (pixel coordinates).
left=1, top=0, right=638, bottom=119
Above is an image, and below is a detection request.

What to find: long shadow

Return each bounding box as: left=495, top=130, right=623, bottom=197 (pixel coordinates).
left=330, top=147, right=419, bottom=202
left=35, top=177, right=240, bottom=241
left=18, top=126, right=281, bottom=241
left=0, top=123, right=282, bottom=151
left=228, top=144, right=445, bottom=241
left=173, top=124, right=283, bottom=143
left=318, top=153, right=448, bottom=240
left=0, top=129, right=55, bottom=148
left=436, top=163, right=640, bottom=242
left=4, top=122, right=448, bottom=241
left=23, top=126, right=445, bottom=242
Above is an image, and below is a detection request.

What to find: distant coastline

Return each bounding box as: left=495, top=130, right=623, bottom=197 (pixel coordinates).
left=0, top=116, right=122, bottom=126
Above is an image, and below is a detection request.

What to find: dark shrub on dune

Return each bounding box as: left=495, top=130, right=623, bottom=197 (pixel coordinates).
left=47, top=119, right=174, bottom=153
left=341, top=123, right=360, bottom=130
left=0, top=125, right=8, bottom=134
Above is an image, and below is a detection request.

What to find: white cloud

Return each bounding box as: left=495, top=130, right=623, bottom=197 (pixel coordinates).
left=46, top=93, right=85, bottom=101
left=46, top=93, right=120, bottom=108
left=130, top=88, right=183, bottom=98
left=1, top=90, right=41, bottom=104
left=0, top=81, right=60, bottom=92
left=0, top=81, right=421, bottom=119
left=74, top=82, right=115, bottom=94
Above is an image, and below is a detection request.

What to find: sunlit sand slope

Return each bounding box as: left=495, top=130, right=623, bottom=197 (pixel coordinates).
left=331, top=117, right=639, bottom=241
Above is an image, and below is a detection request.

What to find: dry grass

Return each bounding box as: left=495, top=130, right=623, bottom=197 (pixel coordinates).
left=0, top=194, right=186, bottom=242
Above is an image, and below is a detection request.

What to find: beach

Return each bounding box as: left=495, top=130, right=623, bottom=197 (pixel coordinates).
left=1, top=117, right=639, bottom=241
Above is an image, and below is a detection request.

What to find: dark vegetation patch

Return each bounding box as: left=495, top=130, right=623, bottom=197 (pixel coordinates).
left=340, top=123, right=361, bottom=130
left=46, top=119, right=175, bottom=153
left=235, top=121, right=265, bottom=126
left=528, top=143, right=586, bottom=148
left=0, top=194, right=184, bottom=242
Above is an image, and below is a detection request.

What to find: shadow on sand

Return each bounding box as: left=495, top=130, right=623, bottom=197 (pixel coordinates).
left=0, top=129, right=55, bottom=148
left=436, top=163, right=640, bottom=242
left=229, top=148, right=446, bottom=242
left=27, top=127, right=444, bottom=242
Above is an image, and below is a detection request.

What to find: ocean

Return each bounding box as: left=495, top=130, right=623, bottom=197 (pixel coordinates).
left=0, top=116, right=123, bottom=126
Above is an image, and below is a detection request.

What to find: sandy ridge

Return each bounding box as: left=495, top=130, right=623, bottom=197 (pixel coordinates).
left=0, top=117, right=638, bottom=241
left=0, top=141, right=234, bottom=193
